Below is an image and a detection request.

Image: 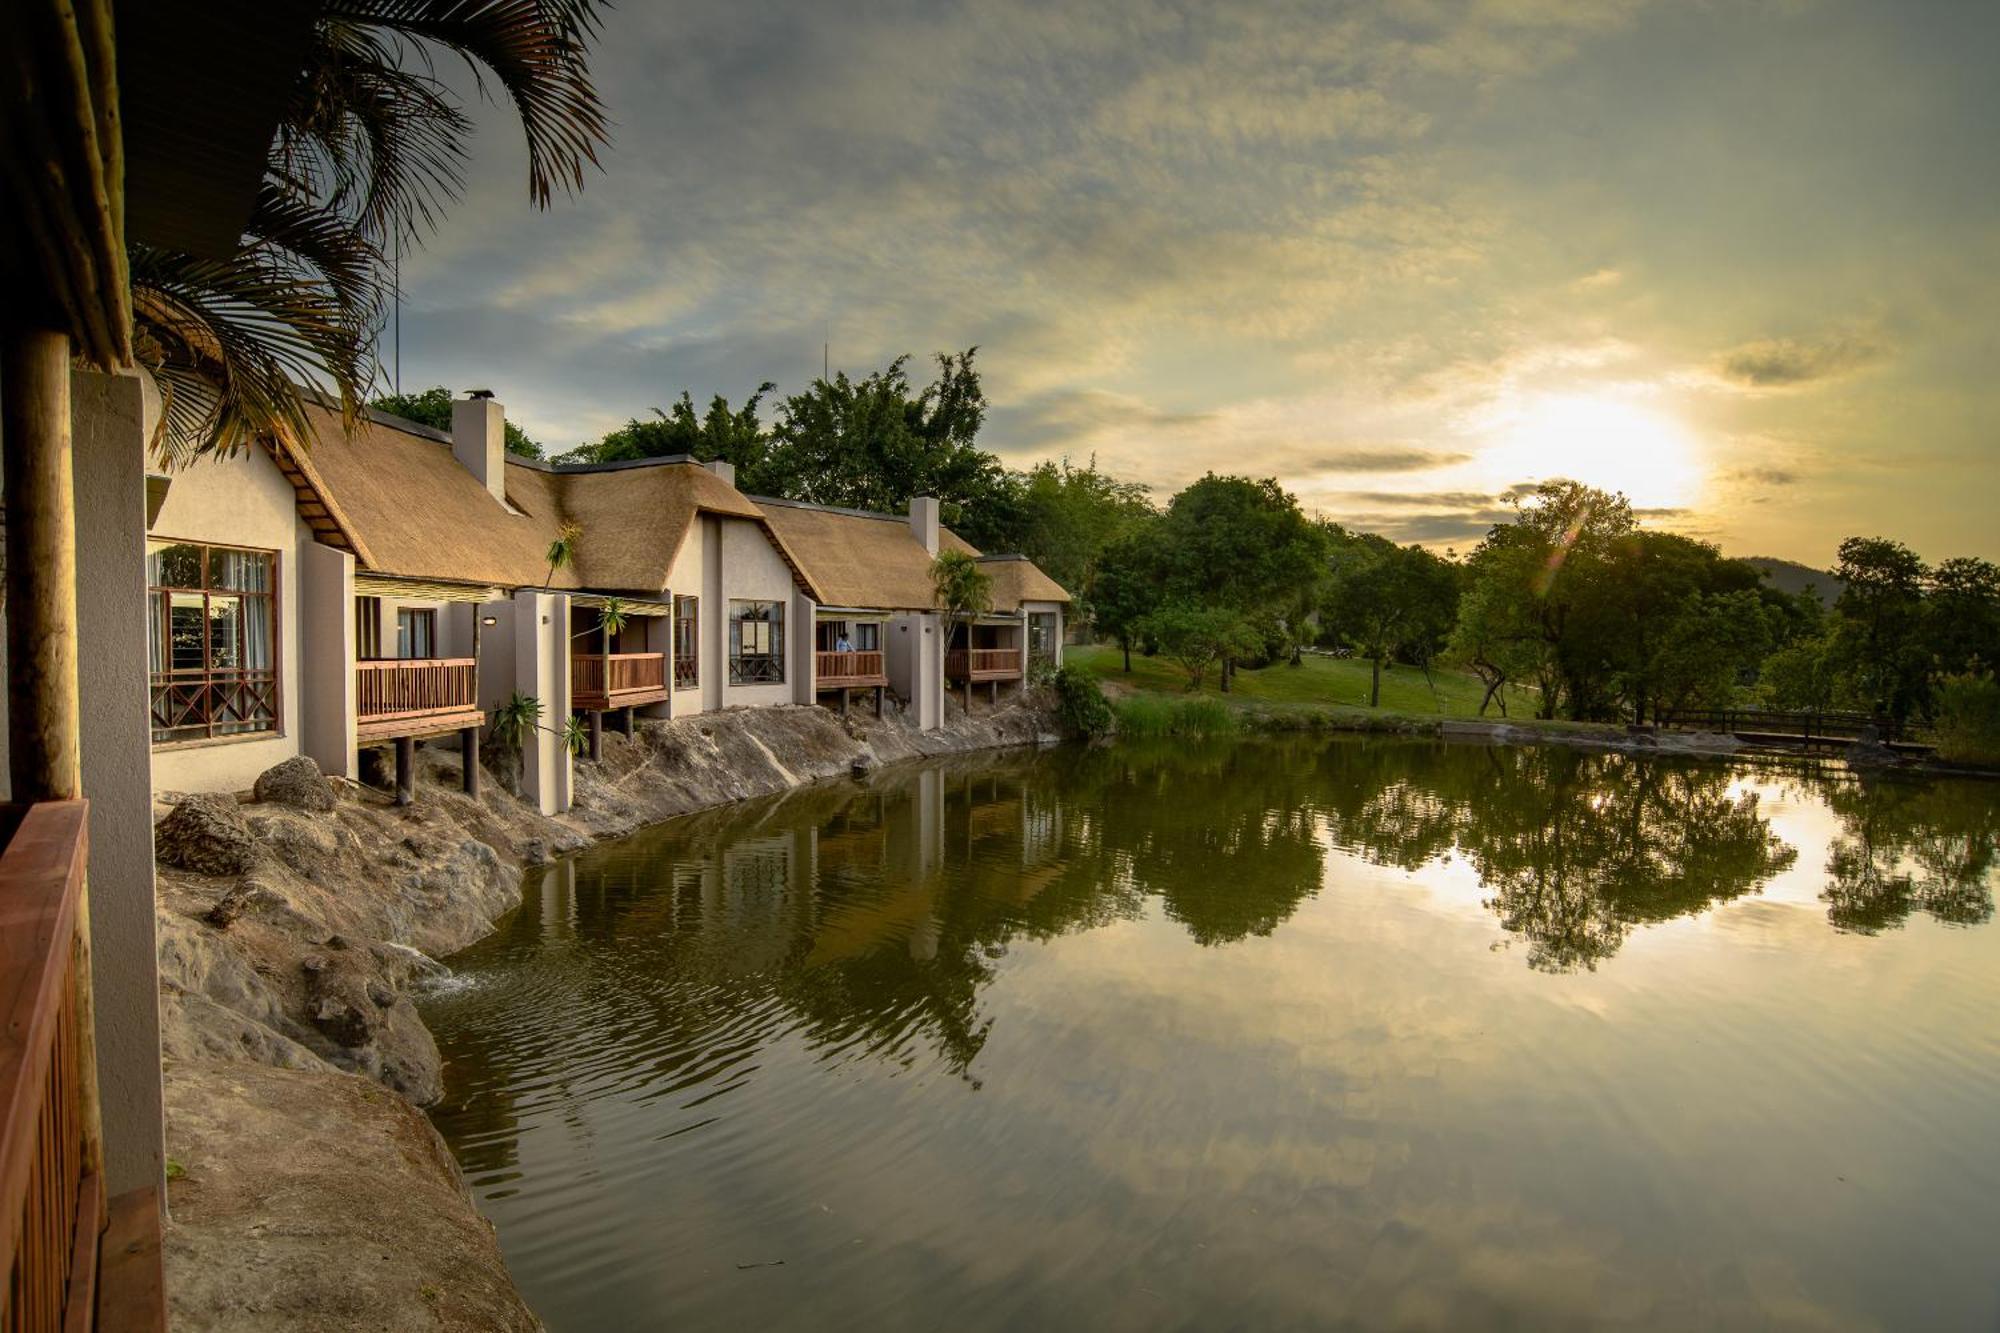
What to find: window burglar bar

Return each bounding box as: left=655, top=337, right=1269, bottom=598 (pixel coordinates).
left=729, top=599, right=785, bottom=685
left=147, top=539, right=280, bottom=743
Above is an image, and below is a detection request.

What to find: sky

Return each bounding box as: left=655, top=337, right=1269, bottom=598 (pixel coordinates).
left=393, top=0, right=2000, bottom=565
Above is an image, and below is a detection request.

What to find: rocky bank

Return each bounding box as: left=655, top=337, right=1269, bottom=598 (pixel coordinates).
left=154, top=697, right=1059, bottom=1330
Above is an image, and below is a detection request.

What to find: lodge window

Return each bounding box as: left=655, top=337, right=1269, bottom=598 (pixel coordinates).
left=396, top=607, right=437, bottom=659
left=355, top=596, right=382, bottom=659
left=674, top=595, right=700, bottom=689
left=1028, top=611, right=1058, bottom=664
left=147, top=540, right=279, bottom=745
left=729, top=600, right=785, bottom=685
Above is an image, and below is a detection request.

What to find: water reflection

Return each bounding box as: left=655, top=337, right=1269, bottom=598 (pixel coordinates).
left=424, top=738, right=2000, bottom=1331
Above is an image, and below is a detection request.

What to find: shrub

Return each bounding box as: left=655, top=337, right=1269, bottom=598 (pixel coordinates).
left=1052, top=666, right=1113, bottom=739
left=1932, top=674, right=2000, bottom=766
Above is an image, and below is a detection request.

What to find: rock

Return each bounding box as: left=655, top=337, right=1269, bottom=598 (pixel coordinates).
left=163, top=1060, right=538, bottom=1333
left=155, top=795, right=259, bottom=876
left=204, top=880, right=286, bottom=930
left=252, top=755, right=337, bottom=811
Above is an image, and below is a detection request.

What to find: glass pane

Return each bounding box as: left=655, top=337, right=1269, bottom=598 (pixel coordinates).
left=148, top=542, right=204, bottom=589
left=207, top=594, right=243, bottom=669
left=242, top=594, right=273, bottom=670
left=168, top=595, right=207, bottom=672
left=211, top=548, right=272, bottom=592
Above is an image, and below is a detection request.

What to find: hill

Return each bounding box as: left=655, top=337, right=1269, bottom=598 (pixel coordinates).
left=1742, top=556, right=1844, bottom=606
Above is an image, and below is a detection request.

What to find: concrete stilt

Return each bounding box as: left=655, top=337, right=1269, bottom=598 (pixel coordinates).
left=395, top=736, right=415, bottom=807
left=460, top=726, right=480, bottom=797
left=587, top=710, right=603, bottom=761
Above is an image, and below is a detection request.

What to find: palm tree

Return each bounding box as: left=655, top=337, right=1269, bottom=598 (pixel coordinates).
left=931, top=550, right=993, bottom=710
left=543, top=520, right=582, bottom=591
left=137, top=0, right=611, bottom=460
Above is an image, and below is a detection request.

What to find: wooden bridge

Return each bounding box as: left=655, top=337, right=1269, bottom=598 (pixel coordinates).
left=1655, top=707, right=1930, bottom=754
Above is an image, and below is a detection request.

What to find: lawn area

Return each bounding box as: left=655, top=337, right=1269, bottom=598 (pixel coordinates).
left=1066, top=642, right=1535, bottom=719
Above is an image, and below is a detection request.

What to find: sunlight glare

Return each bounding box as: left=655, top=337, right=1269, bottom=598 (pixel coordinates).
left=1481, top=393, right=1706, bottom=510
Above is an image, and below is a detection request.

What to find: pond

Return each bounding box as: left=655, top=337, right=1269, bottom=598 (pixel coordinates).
left=421, top=737, right=2000, bottom=1331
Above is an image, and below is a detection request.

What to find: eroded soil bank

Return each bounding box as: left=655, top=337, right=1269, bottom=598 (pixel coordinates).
left=153, top=698, right=1058, bottom=1331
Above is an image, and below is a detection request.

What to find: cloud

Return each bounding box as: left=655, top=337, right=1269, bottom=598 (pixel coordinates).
left=1332, top=490, right=1500, bottom=508
left=1727, top=466, right=1800, bottom=487
left=1714, top=330, right=1889, bottom=388
left=1292, top=448, right=1474, bottom=474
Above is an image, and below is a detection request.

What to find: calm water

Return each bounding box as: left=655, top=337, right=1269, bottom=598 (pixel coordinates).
left=422, top=738, right=2000, bottom=1331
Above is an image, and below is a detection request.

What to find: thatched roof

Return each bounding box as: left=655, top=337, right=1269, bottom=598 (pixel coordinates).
left=753, top=499, right=946, bottom=611
left=978, top=554, right=1073, bottom=608
left=283, top=404, right=817, bottom=597
left=753, top=497, right=1070, bottom=613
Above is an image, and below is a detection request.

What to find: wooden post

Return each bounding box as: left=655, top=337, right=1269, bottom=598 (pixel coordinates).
left=840, top=690, right=850, bottom=719
left=460, top=727, right=480, bottom=797
left=587, top=710, right=602, bottom=761
left=618, top=706, right=633, bottom=738
left=3, top=327, right=105, bottom=1186
left=395, top=737, right=415, bottom=806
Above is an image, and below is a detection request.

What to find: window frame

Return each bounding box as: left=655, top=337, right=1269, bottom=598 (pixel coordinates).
left=147, top=537, right=282, bottom=747
left=396, top=606, right=438, bottom=660
left=728, top=599, right=786, bottom=686
left=1028, top=610, right=1059, bottom=664
left=355, top=595, right=383, bottom=660
left=673, top=594, right=700, bottom=690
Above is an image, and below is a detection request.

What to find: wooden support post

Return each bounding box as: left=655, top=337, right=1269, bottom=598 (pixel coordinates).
left=395, top=736, right=415, bottom=806
left=460, top=727, right=480, bottom=798
left=840, top=690, right=850, bottom=718
left=989, top=680, right=998, bottom=706
left=3, top=327, right=105, bottom=1189
left=587, top=710, right=602, bottom=761
left=618, top=706, right=633, bottom=738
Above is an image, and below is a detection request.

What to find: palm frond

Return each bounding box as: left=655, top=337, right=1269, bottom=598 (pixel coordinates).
left=321, top=0, right=609, bottom=209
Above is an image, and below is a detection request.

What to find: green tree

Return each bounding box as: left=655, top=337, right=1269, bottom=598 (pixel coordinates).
left=1323, top=530, right=1458, bottom=708
left=556, top=383, right=776, bottom=472
left=1926, top=556, right=2000, bottom=677
left=1008, top=457, right=1155, bottom=608
left=1832, top=536, right=1930, bottom=720
left=1090, top=523, right=1163, bottom=672
left=1139, top=604, right=1261, bottom=691
left=1156, top=474, right=1329, bottom=689
left=931, top=549, right=993, bottom=707
left=372, top=385, right=545, bottom=458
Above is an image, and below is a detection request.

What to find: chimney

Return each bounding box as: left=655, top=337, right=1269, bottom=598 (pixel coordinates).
left=451, top=391, right=507, bottom=503
left=704, top=459, right=736, bottom=486
left=909, top=496, right=939, bottom=557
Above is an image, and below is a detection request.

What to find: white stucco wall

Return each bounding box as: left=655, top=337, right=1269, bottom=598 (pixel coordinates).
left=888, top=611, right=944, bottom=730
left=664, top=514, right=802, bottom=715
left=71, top=369, right=168, bottom=1197
left=719, top=516, right=799, bottom=710
left=1025, top=599, right=1066, bottom=669
left=147, top=442, right=306, bottom=794
left=299, top=543, right=357, bottom=779
left=512, top=590, right=571, bottom=815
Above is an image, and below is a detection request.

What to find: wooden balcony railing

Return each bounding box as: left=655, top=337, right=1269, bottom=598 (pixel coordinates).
left=945, top=648, right=1023, bottom=682
left=355, top=658, right=481, bottom=741
left=0, top=800, right=166, bottom=1329
left=815, top=650, right=887, bottom=689
left=573, top=653, right=670, bottom=711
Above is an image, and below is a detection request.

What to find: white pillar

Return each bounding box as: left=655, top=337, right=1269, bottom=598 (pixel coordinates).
left=512, top=590, right=572, bottom=815
left=70, top=368, right=167, bottom=1197
left=300, top=542, right=358, bottom=778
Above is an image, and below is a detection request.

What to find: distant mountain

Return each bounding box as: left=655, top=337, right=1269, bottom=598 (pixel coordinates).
left=1742, top=556, right=1845, bottom=606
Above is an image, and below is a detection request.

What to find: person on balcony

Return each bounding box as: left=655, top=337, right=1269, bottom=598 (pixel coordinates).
left=835, top=631, right=853, bottom=652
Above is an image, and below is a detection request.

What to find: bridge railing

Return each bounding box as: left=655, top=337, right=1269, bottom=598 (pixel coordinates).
left=1655, top=707, right=1906, bottom=744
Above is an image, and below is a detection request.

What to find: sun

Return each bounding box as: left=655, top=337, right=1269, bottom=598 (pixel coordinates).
left=1478, top=392, right=1706, bottom=511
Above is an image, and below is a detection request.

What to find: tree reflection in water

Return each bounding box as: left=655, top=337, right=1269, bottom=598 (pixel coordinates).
left=1818, top=772, right=1999, bottom=934
left=437, top=738, right=1999, bottom=1110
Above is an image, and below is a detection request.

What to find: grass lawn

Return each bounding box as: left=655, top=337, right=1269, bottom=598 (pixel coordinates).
left=1065, top=642, right=1538, bottom=720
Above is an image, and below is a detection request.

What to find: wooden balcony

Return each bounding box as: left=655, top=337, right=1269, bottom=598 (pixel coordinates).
left=355, top=658, right=482, bottom=742
left=815, top=650, right=888, bottom=690
left=0, top=801, right=165, bottom=1329
left=573, top=653, right=670, bottom=712
left=946, top=648, right=1023, bottom=683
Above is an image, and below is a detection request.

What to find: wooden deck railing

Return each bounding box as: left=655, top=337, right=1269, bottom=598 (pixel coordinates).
left=355, top=658, right=478, bottom=723
left=945, top=648, right=1023, bottom=681
left=0, top=800, right=105, bottom=1329
left=815, top=651, right=887, bottom=688
left=573, top=653, right=669, bottom=709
